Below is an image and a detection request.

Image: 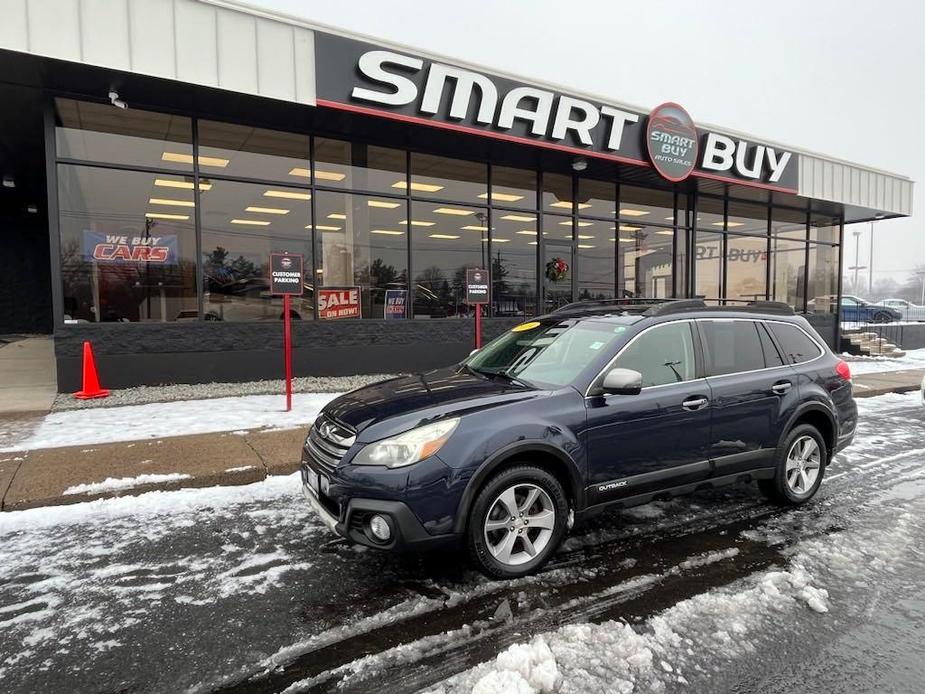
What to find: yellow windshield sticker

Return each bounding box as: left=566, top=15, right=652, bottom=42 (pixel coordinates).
left=512, top=321, right=541, bottom=333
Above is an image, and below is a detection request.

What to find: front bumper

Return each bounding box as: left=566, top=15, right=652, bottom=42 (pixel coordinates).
left=300, top=466, right=459, bottom=552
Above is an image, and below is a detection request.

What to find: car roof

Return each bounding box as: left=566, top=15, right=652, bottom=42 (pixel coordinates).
left=540, top=299, right=799, bottom=324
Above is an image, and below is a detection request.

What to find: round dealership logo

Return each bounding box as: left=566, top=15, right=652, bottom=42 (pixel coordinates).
left=280, top=256, right=293, bottom=269
left=646, top=102, right=699, bottom=182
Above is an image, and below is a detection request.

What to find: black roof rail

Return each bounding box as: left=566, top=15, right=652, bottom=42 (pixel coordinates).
left=642, top=299, right=707, bottom=316
left=744, top=300, right=796, bottom=315
left=550, top=298, right=677, bottom=314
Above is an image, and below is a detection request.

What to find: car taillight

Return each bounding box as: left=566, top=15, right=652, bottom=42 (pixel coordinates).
left=835, top=359, right=852, bottom=382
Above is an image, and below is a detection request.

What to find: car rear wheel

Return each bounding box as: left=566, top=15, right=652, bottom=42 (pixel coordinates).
left=759, top=424, right=827, bottom=505
left=468, top=465, right=568, bottom=579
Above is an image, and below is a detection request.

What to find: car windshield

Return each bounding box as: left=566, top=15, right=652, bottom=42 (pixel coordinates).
left=464, top=319, right=630, bottom=388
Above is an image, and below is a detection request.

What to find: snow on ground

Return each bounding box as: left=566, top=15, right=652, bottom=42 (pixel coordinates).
left=0, top=392, right=340, bottom=452
left=427, top=504, right=924, bottom=694
left=843, top=347, right=925, bottom=375
left=62, top=473, right=193, bottom=496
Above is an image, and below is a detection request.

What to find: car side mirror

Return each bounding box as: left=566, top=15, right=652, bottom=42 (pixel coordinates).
left=600, top=367, right=643, bottom=396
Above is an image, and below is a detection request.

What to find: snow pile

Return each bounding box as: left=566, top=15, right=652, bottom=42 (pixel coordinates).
left=1, top=392, right=340, bottom=451
left=62, top=473, right=192, bottom=496
left=470, top=638, right=560, bottom=694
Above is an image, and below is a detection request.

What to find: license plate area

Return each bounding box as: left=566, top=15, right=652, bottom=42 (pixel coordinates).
left=301, top=465, right=330, bottom=497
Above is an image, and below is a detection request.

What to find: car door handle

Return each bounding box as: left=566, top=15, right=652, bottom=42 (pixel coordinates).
left=771, top=381, right=792, bottom=395
left=681, top=396, right=709, bottom=411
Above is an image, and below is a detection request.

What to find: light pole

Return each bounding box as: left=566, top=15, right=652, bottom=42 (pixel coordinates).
left=848, top=230, right=866, bottom=296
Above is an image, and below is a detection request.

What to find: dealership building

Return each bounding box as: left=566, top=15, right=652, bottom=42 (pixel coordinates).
left=0, top=0, right=914, bottom=391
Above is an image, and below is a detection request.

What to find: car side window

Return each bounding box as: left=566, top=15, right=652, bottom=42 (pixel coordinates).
left=767, top=323, right=823, bottom=364
left=757, top=322, right=785, bottom=367
left=699, top=320, right=765, bottom=376
left=612, top=322, right=697, bottom=388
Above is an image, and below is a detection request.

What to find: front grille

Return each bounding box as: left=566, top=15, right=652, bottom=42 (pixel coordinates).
left=305, top=414, right=356, bottom=474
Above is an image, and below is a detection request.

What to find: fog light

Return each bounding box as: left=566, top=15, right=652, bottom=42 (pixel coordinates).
left=368, top=514, right=392, bottom=542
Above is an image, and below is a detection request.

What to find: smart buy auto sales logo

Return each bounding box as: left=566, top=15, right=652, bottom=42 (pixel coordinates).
left=646, top=103, right=698, bottom=182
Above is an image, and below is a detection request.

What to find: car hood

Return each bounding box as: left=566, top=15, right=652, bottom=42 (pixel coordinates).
left=323, top=366, right=546, bottom=439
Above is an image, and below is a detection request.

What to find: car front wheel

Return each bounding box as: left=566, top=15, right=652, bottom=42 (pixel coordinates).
left=468, top=464, right=569, bottom=579
left=759, top=424, right=827, bottom=505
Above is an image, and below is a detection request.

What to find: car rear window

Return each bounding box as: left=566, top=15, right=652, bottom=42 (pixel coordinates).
left=767, top=323, right=823, bottom=364
left=699, top=320, right=765, bottom=376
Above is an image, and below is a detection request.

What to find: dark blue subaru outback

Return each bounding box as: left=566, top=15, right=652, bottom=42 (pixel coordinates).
left=301, top=300, right=856, bottom=578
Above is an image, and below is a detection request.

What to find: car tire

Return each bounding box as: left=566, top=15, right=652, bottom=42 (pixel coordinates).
left=759, top=424, right=827, bottom=506
left=467, top=464, right=569, bottom=579
left=872, top=311, right=891, bottom=324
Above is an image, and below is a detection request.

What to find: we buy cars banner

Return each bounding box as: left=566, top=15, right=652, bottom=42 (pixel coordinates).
left=82, top=231, right=178, bottom=264
left=319, top=287, right=361, bottom=320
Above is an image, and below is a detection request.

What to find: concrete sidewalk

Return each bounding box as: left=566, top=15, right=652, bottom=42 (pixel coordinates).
left=0, top=427, right=304, bottom=511
left=0, top=368, right=921, bottom=513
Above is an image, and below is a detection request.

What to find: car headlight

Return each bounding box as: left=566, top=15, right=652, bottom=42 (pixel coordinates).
left=352, top=417, right=460, bottom=468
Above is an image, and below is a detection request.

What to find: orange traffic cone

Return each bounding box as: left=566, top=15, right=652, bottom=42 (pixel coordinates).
left=73, top=341, right=110, bottom=400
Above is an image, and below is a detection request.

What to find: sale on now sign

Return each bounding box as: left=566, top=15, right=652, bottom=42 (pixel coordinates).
left=318, top=287, right=361, bottom=320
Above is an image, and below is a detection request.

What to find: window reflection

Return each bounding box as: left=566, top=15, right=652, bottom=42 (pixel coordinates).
left=694, top=196, right=724, bottom=231
left=409, top=153, right=487, bottom=201
left=410, top=201, right=487, bottom=318
left=543, top=173, right=576, bottom=213
left=491, top=166, right=537, bottom=209
left=578, top=178, right=616, bottom=219
left=201, top=180, right=312, bottom=321
left=314, top=191, right=408, bottom=320
left=695, top=231, right=722, bottom=300
left=620, top=225, right=674, bottom=298
left=726, top=234, right=767, bottom=302
left=810, top=213, right=840, bottom=243
left=198, top=120, right=309, bottom=184
left=770, top=237, right=806, bottom=310
left=772, top=207, right=807, bottom=238
left=807, top=243, right=838, bottom=313
left=577, top=221, right=614, bottom=301
left=620, top=185, right=674, bottom=224
left=55, top=98, right=193, bottom=172
left=491, top=212, right=537, bottom=317
left=727, top=202, right=768, bottom=235
left=314, top=138, right=406, bottom=193
left=58, top=165, right=197, bottom=323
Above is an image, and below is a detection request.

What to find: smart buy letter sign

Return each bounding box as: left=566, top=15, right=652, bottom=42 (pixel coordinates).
left=312, top=33, right=798, bottom=192
left=269, top=253, right=304, bottom=296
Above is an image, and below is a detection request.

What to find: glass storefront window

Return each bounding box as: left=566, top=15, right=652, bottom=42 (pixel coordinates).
left=619, top=185, right=674, bottom=224
left=543, top=173, right=575, bottom=213
left=619, top=225, right=674, bottom=298
left=807, top=242, right=838, bottom=314
left=694, top=231, right=722, bottom=300
left=197, top=120, right=310, bottom=184
left=410, top=201, right=487, bottom=318
left=726, top=234, right=768, bottom=302
left=578, top=239, right=614, bottom=301
left=770, top=237, right=806, bottom=310
left=491, top=212, right=537, bottom=317
left=409, top=153, right=487, bottom=201
left=695, top=196, right=724, bottom=231
left=313, top=191, right=409, bottom=320
left=543, top=244, right=573, bottom=311
left=55, top=98, right=193, bottom=172
left=201, top=179, right=312, bottom=321
left=772, top=206, right=807, bottom=238
left=578, top=178, right=616, bottom=219
left=313, top=138, right=407, bottom=193
left=543, top=214, right=574, bottom=241
left=810, top=213, right=840, bottom=243
left=58, top=165, right=197, bottom=322
left=491, top=166, right=537, bottom=209
left=727, top=201, right=769, bottom=235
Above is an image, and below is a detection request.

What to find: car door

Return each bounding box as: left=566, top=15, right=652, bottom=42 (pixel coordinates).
left=698, top=319, right=798, bottom=476
left=583, top=320, right=712, bottom=506
left=840, top=297, right=860, bottom=322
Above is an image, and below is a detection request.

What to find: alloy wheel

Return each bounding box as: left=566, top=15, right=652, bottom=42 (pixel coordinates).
left=483, top=483, right=556, bottom=566
left=785, top=435, right=822, bottom=495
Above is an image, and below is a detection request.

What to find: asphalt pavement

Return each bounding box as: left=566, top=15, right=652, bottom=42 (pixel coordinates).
left=0, top=392, right=923, bottom=693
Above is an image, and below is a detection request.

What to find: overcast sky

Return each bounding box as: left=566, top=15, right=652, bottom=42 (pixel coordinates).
left=252, top=0, right=924, bottom=282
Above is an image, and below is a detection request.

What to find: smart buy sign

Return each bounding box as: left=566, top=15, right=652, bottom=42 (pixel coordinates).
left=313, top=33, right=799, bottom=191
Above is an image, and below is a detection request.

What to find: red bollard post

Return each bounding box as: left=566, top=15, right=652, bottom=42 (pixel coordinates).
left=284, top=294, right=292, bottom=412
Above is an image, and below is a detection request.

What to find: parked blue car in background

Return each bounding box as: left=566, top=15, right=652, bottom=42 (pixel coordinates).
left=838, top=295, right=902, bottom=323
